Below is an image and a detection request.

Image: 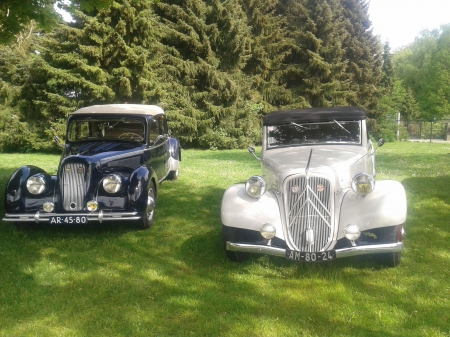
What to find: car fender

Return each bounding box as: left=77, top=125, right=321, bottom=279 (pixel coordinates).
left=4, top=165, right=48, bottom=213
left=338, top=180, right=407, bottom=239
left=128, top=166, right=157, bottom=212
left=221, top=184, right=285, bottom=240
left=168, top=137, right=181, bottom=161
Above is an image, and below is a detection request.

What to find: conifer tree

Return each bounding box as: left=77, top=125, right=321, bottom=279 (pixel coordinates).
left=281, top=0, right=350, bottom=107
left=13, top=0, right=164, bottom=151
left=340, top=0, right=382, bottom=114
left=154, top=0, right=259, bottom=148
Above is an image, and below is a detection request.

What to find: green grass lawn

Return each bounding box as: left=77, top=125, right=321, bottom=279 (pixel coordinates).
left=0, top=142, right=449, bottom=337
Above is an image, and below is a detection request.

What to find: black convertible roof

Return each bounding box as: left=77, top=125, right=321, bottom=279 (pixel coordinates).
left=263, top=106, right=367, bottom=125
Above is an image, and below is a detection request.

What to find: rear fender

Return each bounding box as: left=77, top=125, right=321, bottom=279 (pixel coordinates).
left=221, top=184, right=285, bottom=240
left=338, top=180, right=407, bottom=239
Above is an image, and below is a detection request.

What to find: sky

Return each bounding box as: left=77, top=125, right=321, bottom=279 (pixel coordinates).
left=368, top=0, right=450, bottom=50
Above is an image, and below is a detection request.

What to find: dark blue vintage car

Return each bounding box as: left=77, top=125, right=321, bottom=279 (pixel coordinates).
left=3, top=104, right=181, bottom=229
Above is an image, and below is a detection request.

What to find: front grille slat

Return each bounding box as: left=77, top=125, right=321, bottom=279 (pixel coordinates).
left=61, top=163, right=87, bottom=211
left=284, top=175, right=333, bottom=251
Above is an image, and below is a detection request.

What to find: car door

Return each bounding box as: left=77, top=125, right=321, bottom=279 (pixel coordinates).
left=147, top=117, right=167, bottom=181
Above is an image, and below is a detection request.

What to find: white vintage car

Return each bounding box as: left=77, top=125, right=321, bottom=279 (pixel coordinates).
left=221, top=107, right=406, bottom=267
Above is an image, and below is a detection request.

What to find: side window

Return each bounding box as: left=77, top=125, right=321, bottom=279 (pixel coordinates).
left=159, top=115, right=168, bottom=135
left=149, top=120, right=159, bottom=145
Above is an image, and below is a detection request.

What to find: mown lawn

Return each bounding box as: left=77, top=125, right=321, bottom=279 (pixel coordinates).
left=0, top=142, right=449, bottom=337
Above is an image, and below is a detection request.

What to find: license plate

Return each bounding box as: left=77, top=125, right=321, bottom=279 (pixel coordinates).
left=49, top=216, right=88, bottom=225
left=286, top=249, right=336, bottom=262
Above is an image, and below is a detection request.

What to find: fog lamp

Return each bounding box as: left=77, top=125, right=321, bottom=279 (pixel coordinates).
left=260, top=223, right=276, bottom=239
left=351, top=172, right=375, bottom=196
left=245, top=176, right=267, bottom=199
left=87, top=201, right=99, bottom=212
left=344, top=224, right=361, bottom=241
left=43, top=202, right=54, bottom=213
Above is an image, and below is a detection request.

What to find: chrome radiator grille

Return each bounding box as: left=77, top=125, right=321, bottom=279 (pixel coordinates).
left=60, top=163, right=87, bottom=211
left=284, top=175, right=333, bottom=251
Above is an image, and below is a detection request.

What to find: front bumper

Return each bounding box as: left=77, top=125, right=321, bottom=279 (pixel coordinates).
left=226, top=241, right=404, bottom=259
left=2, top=211, right=140, bottom=224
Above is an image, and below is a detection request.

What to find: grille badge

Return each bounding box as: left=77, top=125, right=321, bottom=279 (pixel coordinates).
left=77, top=166, right=84, bottom=173
left=291, top=186, right=299, bottom=194
left=317, top=184, right=324, bottom=192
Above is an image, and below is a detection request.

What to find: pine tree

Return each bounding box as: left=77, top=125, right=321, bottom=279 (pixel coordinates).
left=281, top=0, right=350, bottom=107
left=154, top=0, right=259, bottom=148
left=13, top=0, right=164, bottom=151
left=340, top=0, right=383, bottom=114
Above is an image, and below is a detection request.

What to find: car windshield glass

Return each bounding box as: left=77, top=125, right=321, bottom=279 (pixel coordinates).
left=266, top=120, right=361, bottom=149
left=68, top=118, right=145, bottom=142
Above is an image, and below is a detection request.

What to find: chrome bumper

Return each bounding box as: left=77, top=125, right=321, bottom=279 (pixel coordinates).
left=226, top=241, right=404, bottom=259
left=2, top=211, right=140, bottom=224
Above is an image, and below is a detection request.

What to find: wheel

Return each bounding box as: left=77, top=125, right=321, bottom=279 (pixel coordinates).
left=166, top=170, right=179, bottom=181
left=222, top=225, right=251, bottom=262
left=375, top=225, right=402, bottom=267
left=139, top=181, right=156, bottom=229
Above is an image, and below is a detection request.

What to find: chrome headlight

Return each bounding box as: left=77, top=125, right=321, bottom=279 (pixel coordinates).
left=26, top=175, right=46, bottom=195
left=103, top=174, right=122, bottom=194
left=351, top=172, right=375, bottom=196
left=245, top=176, right=267, bottom=199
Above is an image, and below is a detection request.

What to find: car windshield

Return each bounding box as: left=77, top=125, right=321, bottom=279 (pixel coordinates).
left=68, top=118, right=145, bottom=142
left=266, top=120, right=361, bottom=149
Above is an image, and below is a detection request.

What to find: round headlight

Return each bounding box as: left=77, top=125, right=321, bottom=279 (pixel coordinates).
left=27, top=175, right=46, bottom=195
left=245, top=176, right=267, bottom=199
left=103, top=174, right=122, bottom=194
left=260, top=223, right=276, bottom=239
left=351, top=172, right=375, bottom=196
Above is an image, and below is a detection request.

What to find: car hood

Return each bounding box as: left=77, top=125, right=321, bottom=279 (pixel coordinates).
left=61, top=141, right=145, bottom=173
left=262, top=145, right=367, bottom=189
left=65, top=141, right=144, bottom=157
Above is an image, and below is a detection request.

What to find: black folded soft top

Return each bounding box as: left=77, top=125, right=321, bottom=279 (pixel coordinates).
left=263, top=106, right=367, bottom=126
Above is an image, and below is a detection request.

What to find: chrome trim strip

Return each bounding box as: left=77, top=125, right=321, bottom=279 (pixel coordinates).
left=3, top=212, right=140, bottom=223
left=226, top=242, right=404, bottom=259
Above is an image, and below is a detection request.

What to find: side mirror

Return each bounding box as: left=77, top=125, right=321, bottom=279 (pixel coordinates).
left=248, top=146, right=261, bottom=161
left=377, top=138, right=385, bottom=148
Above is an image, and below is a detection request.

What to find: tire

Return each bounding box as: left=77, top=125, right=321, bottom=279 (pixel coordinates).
left=222, top=225, right=251, bottom=262
left=376, top=225, right=402, bottom=267
left=139, top=181, right=156, bottom=229
left=166, top=169, right=179, bottom=181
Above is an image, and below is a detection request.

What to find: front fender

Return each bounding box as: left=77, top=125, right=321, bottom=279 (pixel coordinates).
left=4, top=166, right=48, bottom=213
left=338, top=180, right=407, bottom=239
left=221, top=184, right=284, bottom=240
left=128, top=166, right=157, bottom=212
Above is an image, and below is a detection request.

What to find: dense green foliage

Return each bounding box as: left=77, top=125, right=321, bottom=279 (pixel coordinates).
left=394, top=24, right=450, bottom=121
left=0, top=0, right=114, bottom=45
left=1, top=0, right=385, bottom=151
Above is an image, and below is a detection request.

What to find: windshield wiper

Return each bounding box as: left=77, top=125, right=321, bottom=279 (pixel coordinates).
left=290, top=122, right=310, bottom=130
left=333, top=120, right=351, bottom=134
